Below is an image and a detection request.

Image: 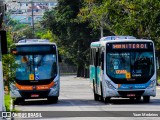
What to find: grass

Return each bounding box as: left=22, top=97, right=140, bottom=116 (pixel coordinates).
left=4, top=94, right=11, bottom=111
left=4, top=93, right=18, bottom=112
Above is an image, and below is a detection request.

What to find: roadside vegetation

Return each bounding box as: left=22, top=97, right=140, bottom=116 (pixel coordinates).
left=4, top=94, right=10, bottom=111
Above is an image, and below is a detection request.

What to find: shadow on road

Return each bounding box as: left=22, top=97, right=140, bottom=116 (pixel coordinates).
left=17, top=99, right=104, bottom=106
left=108, top=98, right=148, bottom=104
left=15, top=98, right=156, bottom=106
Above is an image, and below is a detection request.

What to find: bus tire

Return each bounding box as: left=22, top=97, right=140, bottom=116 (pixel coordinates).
left=100, top=82, right=104, bottom=102
left=104, top=97, right=111, bottom=103
left=93, top=81, right=99, bottom=101
left=47, top=96, right=58, bottom=103
left=143, top=96, right=150, bottom=103
left=14, top=98, right=24, bottom=105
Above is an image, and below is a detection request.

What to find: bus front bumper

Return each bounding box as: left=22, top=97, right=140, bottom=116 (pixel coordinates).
left=10, top=83, right=59, bottom=99
left=105, top=87, right=156, bottom=97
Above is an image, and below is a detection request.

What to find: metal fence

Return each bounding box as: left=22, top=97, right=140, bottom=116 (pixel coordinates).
left=59, top=63, right=77, bottom=75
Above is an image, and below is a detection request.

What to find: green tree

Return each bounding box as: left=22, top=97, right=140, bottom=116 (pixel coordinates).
left=79, top=0, right=160, bottom=47
left=2, top=32, right=17, bottom=91
left=41, top=0, right=103, bottom=76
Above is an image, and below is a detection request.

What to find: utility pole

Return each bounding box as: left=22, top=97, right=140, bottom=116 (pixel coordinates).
left=31, top=0, right=34, bottom=38
left=100, top=20, right=104, bottom=38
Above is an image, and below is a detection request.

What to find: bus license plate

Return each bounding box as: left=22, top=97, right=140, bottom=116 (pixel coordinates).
left=31, top=94, right=39, bottom=98
left=127, top=94, right=135, bottom=97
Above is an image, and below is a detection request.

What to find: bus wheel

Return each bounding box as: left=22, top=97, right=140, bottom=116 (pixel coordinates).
left=47, top=96, right=58, bottom=103
left=143, top=96, right=150, bottom=103
left=104, top=97, right=111, bottom=103
left=93, top=82, right=99, bottom=101
left=94, top=94, right=99, bottom=101
left=100, top=82, right=104, bottom=102
left=14, top=98, right=24, bottom=105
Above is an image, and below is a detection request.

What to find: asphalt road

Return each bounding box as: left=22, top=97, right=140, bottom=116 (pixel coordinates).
left=14, top=75, right=160, bottom=120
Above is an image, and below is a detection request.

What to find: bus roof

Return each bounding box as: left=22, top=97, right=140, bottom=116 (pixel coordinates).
left=100, top=36, right=136, bottom=41
left=91, top=39, right=154, bottom=47
left=16, top=39, right=56, bottom=46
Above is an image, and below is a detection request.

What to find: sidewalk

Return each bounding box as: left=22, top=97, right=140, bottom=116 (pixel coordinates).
left=157, top=86, right=160, bottom=89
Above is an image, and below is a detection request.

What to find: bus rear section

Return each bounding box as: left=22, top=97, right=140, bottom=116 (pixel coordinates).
left=90, top=39, right=157, bottom=103
left=10, top=39, right=60, bottom=104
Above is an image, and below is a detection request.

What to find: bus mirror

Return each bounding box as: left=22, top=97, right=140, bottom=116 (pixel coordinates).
left=11, top=48, right=17, bottom=55
left=58, top=54, right=62, bottom=63
left=101, top=52, right=104, bottom=70
left=0, top=30, right=8, bottom=54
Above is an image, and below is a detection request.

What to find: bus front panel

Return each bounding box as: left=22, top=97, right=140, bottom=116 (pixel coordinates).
left=11, top=44, right=59, bottom=99
left=104, top=41, right=156, bottom=97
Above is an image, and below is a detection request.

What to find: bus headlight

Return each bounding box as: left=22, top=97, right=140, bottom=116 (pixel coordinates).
left=10, top=84, right=18, bottom=91
left=106, top=81, right=116, bottom=90
left=147, top=80, right=155, bottom=89
left=52, top=81, right=58, bottom=88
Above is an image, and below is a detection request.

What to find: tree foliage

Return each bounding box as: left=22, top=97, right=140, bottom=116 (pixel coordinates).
left=41, top=0, right=160, bottom=77
left=41, top=0, right=104, bottom=76
left=2, top=32, right=18, bottom=91
left=79, top=0, right=160, bottom=47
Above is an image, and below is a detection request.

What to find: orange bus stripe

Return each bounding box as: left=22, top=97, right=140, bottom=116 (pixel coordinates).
left=15, top=81, right=54, bottom=91
left=36, top=81, right=54, bottom=90
left=15, top=83, right=33, bottom=90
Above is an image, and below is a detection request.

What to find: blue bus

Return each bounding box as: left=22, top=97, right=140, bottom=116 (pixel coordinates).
left=90, top=36, right=157, bottom=103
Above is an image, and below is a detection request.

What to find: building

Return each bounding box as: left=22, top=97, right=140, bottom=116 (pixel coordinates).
left=6, top=0, right=57, bottom=24
left=0, top=0, right=5, bottom=29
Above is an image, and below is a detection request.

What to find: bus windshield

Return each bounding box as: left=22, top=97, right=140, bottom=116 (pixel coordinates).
left=107, top=52, right=154, bottom=83
left=15, top=45, right=57, bottom=81
left=106, top=42, right=154, bottom=84
left=16, top=54, right=57, bottom=81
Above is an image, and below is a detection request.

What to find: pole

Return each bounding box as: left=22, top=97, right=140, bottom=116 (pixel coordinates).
left=31, top=1, right=34, bottom=38
left=100, top=20, right=103, bottom=38
left=0, top=37, right=5, bottom=112
left=100, top=26, right=103, bottom=38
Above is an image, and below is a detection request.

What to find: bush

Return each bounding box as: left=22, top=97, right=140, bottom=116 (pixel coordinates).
left=4, top=94, right=10, bottom=112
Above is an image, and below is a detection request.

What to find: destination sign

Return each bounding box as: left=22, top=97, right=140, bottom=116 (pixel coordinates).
left=112, top=43, right=148, bottom=49
left=11, top=45, right=56, bottom=55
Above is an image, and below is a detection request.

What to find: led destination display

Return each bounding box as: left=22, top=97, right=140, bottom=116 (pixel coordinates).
left=112, top=43, right=147, bottom=49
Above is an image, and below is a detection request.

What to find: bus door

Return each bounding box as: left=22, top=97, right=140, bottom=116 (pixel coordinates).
left=90, top=48, right=98, bottom=93
left=95, top=48, right=101, bottom=94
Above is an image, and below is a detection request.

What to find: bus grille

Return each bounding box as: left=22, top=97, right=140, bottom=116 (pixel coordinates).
left=118, top=90, right=145, bottom=97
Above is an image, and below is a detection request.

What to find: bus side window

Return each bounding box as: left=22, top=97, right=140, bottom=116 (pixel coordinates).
left=90, top=49, right=93, bottom=65
left=97, top=48, right=101, bottom=66
left=101, top=52, right=104, bottom=70
left=93, top=48, right=96, bottom=66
